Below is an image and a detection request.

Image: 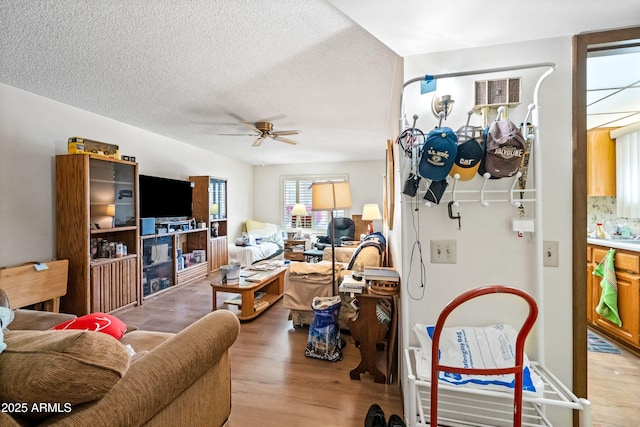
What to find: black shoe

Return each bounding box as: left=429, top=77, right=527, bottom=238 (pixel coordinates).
left=387, top=414, right=405, bottom=427
left=364, top=404, right=386, bottom=427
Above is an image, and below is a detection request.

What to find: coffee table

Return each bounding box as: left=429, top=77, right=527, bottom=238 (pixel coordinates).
left=211, top=265, right=286, bottom=321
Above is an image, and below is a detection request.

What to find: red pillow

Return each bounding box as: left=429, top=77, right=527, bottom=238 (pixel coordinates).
left=52, top=313, right=127, bottom=340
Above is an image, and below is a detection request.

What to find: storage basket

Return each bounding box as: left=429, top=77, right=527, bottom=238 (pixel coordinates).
left=368, top=280, right=399, bottom=296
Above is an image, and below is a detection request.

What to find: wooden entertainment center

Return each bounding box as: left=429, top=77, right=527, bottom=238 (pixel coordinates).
left=55, top=155, right=229, bottom=316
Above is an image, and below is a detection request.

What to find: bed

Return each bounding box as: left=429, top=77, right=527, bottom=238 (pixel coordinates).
left=228, top=220, right=284, bottom=267
left=404, top=286, right=591, bottom=427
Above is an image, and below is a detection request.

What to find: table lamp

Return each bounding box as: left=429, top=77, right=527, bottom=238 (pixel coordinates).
left=361, top=203, right=382, bottom=235
left=106, top=204, right=116, bottom=228
left=210, top=203, right=219, bottom=219
left=291, top=203, right=308, bottom=239
left=311, top=181, right=352, bottom=293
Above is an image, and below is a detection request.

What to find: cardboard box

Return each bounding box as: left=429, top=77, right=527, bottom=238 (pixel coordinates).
left=68, top=136, right=120, bottom=159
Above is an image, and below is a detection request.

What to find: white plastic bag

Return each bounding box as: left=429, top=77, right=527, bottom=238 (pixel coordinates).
left=413, top=323, right=543, bottom=394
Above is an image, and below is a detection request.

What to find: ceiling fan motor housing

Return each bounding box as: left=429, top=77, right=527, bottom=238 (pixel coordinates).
left=255, top=121, right=274, bottom=134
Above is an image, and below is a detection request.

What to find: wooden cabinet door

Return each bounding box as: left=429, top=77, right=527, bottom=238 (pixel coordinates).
left=587, top=128, right=616, bottom=196
left=594, top=271, right=640, bottom=346
left=90, top=257, right=138, bottom=313
left=210, top=236, right=229, bottom=271
left=587, top=262, right=595, bottom=323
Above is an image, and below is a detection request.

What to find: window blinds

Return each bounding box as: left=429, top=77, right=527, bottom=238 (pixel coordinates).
left=611, top=124, right=640, bottom=218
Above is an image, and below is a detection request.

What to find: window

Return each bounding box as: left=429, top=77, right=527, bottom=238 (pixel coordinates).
left=281, top=175, right=349, bottom=231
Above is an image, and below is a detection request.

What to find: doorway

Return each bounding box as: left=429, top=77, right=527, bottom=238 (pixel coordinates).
left=572, top=25, right=640, bottom=417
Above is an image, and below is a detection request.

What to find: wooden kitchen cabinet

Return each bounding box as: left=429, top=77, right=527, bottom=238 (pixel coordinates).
left=587, top=128, right=616, bottom=196
left=587, top=244, right=640, bottom=349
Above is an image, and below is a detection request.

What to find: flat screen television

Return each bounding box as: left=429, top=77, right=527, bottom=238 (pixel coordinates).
left=139, top=175, right=193, bottom=219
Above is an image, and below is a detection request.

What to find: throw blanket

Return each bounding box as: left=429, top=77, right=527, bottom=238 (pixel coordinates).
left=228, top=242, right=283, bottom=268
left=288, top=262, right=343, bottom=283
left=593, top=248, right=622, bottom=327
left=347, top=232, right=386, bottom=270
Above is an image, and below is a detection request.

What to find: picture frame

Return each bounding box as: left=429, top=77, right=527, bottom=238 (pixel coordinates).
left=385, top=139, right=395, bottom=230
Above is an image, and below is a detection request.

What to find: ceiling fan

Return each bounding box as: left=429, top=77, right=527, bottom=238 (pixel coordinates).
left=220, top=121, right=301, bottom=147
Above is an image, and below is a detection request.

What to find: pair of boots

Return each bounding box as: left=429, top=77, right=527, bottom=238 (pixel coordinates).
left=364, top=404, right=405, bottom=427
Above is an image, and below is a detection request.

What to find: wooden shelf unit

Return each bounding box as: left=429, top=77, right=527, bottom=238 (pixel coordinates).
left=190, top=175, right=228, bottom=271
left=140, top=228, right=209, bottom=298
left=56, top=154, right=140, bottom=315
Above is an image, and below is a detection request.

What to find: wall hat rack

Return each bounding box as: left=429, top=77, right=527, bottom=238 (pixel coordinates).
left=398, top=62, right=592, bottom=426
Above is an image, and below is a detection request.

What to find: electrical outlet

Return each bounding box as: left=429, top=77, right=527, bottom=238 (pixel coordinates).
left=543, top=240, right=559, bottom=267
left=430, top=240, right=457, bottom=264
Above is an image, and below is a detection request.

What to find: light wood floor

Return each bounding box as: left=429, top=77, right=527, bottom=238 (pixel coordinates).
left=587, top=333, right=640, bottom=427
left=114, top=275, right=640, bottom=427
left=115, top=275, right=403, bottom=427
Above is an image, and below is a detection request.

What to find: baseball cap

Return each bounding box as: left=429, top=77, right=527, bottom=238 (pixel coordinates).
left=449, top=128, right=485, bottom=181
left=484, top=119, right=526, bottom=178
left=418, top=127, right=457, bottom=181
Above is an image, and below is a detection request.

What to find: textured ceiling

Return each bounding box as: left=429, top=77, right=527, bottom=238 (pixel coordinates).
left=1, top=1, right=639, bottom=165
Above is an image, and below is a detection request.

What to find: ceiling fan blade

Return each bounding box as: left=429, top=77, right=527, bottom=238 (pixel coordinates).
left=272, top=129, right=301, bottom=136
left=273, top=136, right=299, bottom=145
left=240, top=122, right=261, bottom=133
left=255, top=114, right=286, bottom=123
left=218, top=133, right=258, bottom=136
left=252, top=136, right=265, bottom=147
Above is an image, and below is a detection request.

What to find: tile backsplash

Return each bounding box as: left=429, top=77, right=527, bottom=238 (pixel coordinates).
left=587, top=196, right=640, bottom=231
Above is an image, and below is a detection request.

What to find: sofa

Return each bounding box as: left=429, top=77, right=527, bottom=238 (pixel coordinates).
left=0, top=308, right=240, bottom=426
left=283, top=235, right=385, bottom=329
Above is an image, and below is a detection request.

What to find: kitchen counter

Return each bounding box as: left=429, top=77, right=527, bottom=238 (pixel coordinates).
left=587, top=237, right=640, bottom=252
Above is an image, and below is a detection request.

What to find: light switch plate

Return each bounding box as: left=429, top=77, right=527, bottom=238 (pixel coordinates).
left=430, top=240, right=457, bottom=264
left=543, top=240, right=559, bottom=267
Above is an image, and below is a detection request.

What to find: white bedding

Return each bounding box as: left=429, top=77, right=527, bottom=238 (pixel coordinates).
left=228, top=243, right=283, bottom=268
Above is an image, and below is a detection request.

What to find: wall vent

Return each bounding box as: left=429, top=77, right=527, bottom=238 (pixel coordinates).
left=474, top=77, right=521, bottom=108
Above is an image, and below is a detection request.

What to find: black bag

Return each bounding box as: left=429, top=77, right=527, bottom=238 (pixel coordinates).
left=424, top=179, right=448, bottom=204
left=402, top=173, right=421, bottom=197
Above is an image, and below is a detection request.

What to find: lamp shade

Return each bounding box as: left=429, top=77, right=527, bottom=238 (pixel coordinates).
left=291, top=203, right=309, bottom=216
left=210, top=203, right=219, bottom=215
left=361, top=204, right=382, bottom=221
left=106, top=204, right=116, bottom=217
left=311, top=181, right=352, bottom=211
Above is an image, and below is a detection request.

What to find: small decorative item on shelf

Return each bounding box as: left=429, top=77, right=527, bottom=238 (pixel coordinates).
left=67, top=136, right=120, bottom=159
left=212, top=221, right=219, bottom=237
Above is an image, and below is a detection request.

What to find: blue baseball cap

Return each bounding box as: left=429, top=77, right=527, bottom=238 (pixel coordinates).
left=418, top=127, right=458, bottom=181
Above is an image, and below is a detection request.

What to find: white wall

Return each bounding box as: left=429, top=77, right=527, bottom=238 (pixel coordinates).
left=400, top=37, right=574, bottom=422
left=0, top=83, right=253, bottom=267
left=251, top=160, right=385, bottom=236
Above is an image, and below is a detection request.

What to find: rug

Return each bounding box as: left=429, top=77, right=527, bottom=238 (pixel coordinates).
left=587, top=331, right=621, bottom=354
